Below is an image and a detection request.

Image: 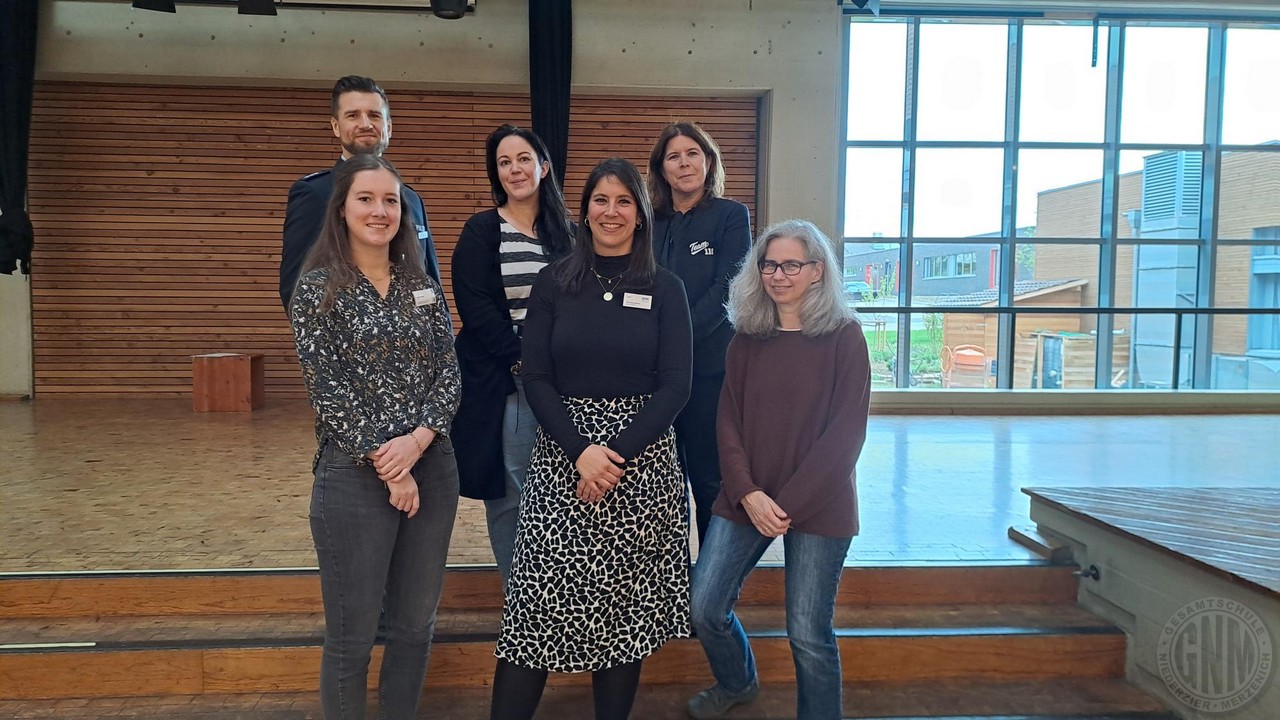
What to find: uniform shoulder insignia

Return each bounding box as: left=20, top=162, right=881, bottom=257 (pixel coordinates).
left=299, top=169, right=331, bottom=182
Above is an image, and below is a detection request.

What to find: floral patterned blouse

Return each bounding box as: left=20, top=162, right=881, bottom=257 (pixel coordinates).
left=290, top=266, right=460, bottom=465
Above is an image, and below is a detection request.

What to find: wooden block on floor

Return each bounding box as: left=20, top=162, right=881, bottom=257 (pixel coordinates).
left=1009, top=524, right=1075, bottom=564
left=192, top=353, right=264, bottom=412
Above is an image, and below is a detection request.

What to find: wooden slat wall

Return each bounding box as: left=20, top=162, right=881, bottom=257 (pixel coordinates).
left=28, top=83, right=759, bottom=396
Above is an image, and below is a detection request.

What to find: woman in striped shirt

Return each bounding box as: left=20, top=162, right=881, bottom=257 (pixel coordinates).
left=451, top=124, right=574, bottom=584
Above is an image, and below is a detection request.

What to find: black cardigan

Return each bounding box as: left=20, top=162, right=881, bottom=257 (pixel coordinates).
left=450, top=209, right=568, bottom=500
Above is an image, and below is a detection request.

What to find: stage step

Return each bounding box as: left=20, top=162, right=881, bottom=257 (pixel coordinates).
left=0, top=604, right=1127, bottom=699
left=0, top=564, right=1077, bottom=618
left=0, top=604, right=1118, bottom=647
left=0, top=563, right=1171, bottom=718
left=0, top=680, right=1179, bottom=719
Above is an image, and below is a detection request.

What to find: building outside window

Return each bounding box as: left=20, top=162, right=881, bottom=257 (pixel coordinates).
left=1249, top=231, right=1280, bottom=355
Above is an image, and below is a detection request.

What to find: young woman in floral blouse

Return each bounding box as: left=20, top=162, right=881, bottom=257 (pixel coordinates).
left=289, top=153, right=461, bottom=720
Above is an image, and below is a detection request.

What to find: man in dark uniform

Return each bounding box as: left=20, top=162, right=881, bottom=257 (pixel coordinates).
left=279, top=75, right=441, bottom=308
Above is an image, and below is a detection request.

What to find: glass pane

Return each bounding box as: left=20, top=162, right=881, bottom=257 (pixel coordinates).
left=1017, top=149, right=1105, bottom=237
left=1019, top=23, right=1109, bottom=143
left=1012, top=313, right=1123, bottom=389
left=910, top=242, right=1001, bottom=306
left=844, top=148, right=904, bottom=238
left=843, top=241, right=901, bottom=303
left=1117, top=149, right=1204, bottom=240
left=917, top=22, right=1009, bottom=141
left=1222, top=27, right=1280, bottom=145
left=1114, top=243, right=1202, bottom=308
left=906, top=311, right=945, bottom=388
left=1212, top=245, right=1280, bottom=375
left=1124, top=312, right=1196, bottom=389
left=848, top=20, right=908, bottom=141
left=1120, top=26, right=1208, bottom=144
left=1216, top=151, right=1280, bottom=240
left=1209, top=335, right=1280, bottom=388
left=1015, top=243, right=1100, bottom=307
left=937, top=312, right=999, bottom=389
left=913, top=148, right=1004, bottom=237
left=1111, top=242, right=1200, bottom=389
left=856, top=311, right=899, bottom=388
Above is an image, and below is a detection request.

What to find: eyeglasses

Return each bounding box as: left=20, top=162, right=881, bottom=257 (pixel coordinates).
left=758, top=260, right=818, bottom=276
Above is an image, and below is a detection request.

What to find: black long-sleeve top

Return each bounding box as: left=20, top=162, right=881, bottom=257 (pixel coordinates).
left=290, top=267, right=460, bottom=465
left=521, top=253, right=693, bottom=463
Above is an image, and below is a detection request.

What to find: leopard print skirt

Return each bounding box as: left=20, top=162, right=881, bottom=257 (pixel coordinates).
left=495, top=395, right=691, bottom=673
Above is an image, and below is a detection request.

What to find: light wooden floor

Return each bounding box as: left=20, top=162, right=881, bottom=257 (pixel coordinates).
left=1, top=398, right=1277, bottom=573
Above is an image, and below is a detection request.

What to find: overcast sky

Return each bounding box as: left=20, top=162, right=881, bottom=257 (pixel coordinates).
left=843, top=21, right=1280, bottom=239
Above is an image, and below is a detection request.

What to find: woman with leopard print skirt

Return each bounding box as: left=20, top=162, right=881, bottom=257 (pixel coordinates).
left=489, top=158, right=694, bottom=720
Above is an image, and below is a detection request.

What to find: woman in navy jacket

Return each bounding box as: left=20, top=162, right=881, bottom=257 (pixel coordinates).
left=647, top=122, right=752, bottom=545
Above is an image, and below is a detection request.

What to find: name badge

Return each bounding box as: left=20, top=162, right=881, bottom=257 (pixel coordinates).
left=622, top=293, right=653, bottom=310
left=413, top=288, right=437, bottom=307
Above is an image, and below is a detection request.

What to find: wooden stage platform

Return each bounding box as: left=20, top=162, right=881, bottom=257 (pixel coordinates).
left=1026, top=487, right=1279, bottom=720
left=1027, top=487, right=1280, bottom=597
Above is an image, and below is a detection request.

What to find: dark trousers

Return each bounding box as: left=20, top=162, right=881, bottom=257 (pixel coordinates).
left=675, top=371, right=726, bottom=545
left=311, top=438, right=459, bottom=719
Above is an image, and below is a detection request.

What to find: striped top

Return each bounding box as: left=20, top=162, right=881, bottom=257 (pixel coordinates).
left=500, top=223, right=549, bottom=324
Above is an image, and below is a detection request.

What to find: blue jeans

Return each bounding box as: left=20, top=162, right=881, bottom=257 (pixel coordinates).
left=310, top=437, right=459, bottom=720
left=690, top=516, right=852, bottom=720
left=484, top=375, right=537, bottom=585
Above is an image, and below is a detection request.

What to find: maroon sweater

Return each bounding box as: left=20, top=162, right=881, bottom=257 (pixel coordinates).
left=712, top=322, right=871, bottom=538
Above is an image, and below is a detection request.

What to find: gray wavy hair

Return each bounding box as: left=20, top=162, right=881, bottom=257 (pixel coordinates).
left=726, top=219, right=858, bottom=338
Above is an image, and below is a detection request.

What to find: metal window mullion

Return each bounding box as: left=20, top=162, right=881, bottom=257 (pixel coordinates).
left=1193, top=23, right=1226, bottom=389
left=897, top=17, right=921, bottom=390
left=996, top=19, right=1021, bottom=389
left=1095, top=21, right=1125, bottom=389
left=837, top=16, right=854, bottom=280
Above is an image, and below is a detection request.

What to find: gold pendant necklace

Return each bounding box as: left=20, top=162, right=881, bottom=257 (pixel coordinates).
left=593, top=267, right=625, bottom=301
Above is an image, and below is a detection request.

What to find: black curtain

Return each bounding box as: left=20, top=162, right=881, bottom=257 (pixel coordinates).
left=528, top=0, right=572, bottom=188
left=0, top=0, right=38, bottom=275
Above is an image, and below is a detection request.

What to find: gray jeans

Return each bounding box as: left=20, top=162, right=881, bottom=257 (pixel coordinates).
left=310, top=436, right=459, bottom=720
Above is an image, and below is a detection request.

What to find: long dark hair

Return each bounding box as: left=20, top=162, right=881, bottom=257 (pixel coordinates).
left=298, top=154, right=426, bottom=312
left=485, top=124, right=573, bottom=259
left=646, top=121, right=725, bottom=217
left=554, top=158, right=656, bottom=294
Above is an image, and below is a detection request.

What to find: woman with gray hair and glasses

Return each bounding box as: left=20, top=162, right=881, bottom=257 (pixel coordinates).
left=687, top=219, right=872, bottom=720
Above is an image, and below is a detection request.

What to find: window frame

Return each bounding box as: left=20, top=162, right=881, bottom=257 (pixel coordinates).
left=838, top=11, right=1280, bottom=392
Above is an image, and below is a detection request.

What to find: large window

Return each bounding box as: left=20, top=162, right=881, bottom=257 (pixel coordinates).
left=841, top=15, right=1280, bottom=390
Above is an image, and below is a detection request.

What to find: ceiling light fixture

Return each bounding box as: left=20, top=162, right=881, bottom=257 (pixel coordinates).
left=432, top=0, right=467, bottom=19
left=237, top=0, right=277, bottom=15
left=132, top=0, right=177, bottom=11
